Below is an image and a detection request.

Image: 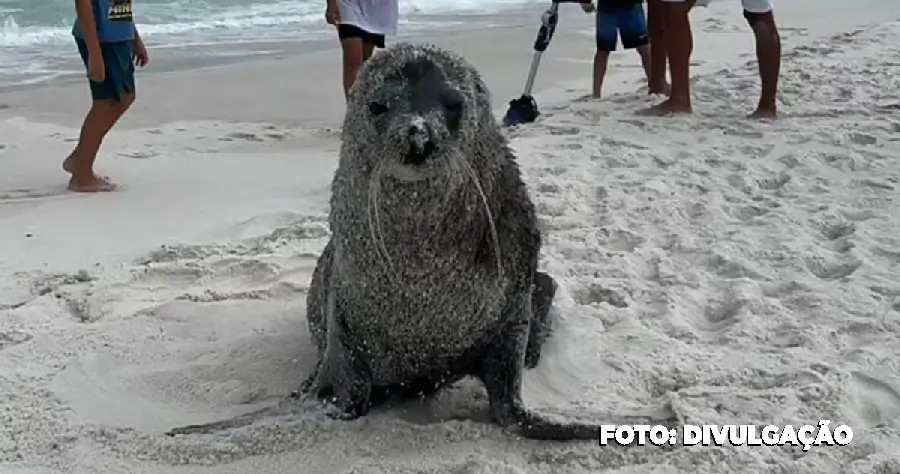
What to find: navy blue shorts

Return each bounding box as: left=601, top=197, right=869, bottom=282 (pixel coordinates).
left=75, top=38, right=135, bottom=102
left=595, top=5, right=650, bottom=52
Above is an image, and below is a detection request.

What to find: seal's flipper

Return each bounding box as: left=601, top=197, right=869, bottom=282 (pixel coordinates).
left=306, top=238, right=335, bottom=353
left=165, top=402, right=296, bottom=436
left=478, top=292, right=672, bottom=441
left=513, top=406, right=677, bottom=440
left=301, top=285, right=377, bottom=420
left=525, top=270, right=557, bottom=369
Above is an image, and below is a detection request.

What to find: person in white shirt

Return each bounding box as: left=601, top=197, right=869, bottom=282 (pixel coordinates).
left=325, top=0, right=400, bottom=100
left=642, top=0, right=781, bottom=119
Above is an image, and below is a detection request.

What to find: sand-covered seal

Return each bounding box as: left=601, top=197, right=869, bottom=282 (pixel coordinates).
left=168, top=42, right=671, bottom=440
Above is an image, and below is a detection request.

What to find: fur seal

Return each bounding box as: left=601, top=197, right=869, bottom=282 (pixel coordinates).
left=167, top=42, right=672, bottom=440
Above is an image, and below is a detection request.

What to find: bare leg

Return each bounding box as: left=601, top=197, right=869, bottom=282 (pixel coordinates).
left=362, top=42, right=376, bottom=61
left=592, top=50, right=611, bottom=98
left=65, top=92, right=135, bottom=192
left=746, top=10, right=781, bottom=119
left=646, top=0, right=670, bottom=95
left=636, top=44, right=655, bottom=90
left=640, top=0, right=694, bottom=115
left=63, top=98, right=132, bottom=183
left=340, top=37, right=365, bottom=100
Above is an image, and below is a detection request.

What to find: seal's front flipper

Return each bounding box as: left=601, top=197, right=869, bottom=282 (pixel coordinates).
left=525, top=270, right=557, bottom=369
left=302, top=291, right=376, bottom=420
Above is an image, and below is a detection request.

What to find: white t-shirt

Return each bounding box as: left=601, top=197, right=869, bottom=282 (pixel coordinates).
left=337, top=0, right=400, bottom=36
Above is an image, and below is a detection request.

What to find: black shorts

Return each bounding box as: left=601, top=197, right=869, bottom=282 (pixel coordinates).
left=337, top=23, right=385, bottom=48
left=742, top=9, right=772, bottom=25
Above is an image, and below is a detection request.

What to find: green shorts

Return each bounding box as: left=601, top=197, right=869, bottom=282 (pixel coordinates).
left=75, top=38, right=135, bottom=102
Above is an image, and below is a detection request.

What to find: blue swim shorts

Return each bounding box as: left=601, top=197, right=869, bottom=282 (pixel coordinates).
left=75, top=38, right=136, bottom=102
left=595, top=4, right=650, bottom=52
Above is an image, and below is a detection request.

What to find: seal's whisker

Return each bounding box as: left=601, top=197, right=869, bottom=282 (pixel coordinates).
left=458, top=155, right=503, bottom=284
left=367, top=164, right=399, bottom=283
left=373, top=166, right=406, bottom=287
left=443, top=154, right=463, bottom=206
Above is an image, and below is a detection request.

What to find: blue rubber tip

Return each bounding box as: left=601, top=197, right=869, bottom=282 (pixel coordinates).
left=503, top=95, right=539, bottom=127
left=504, top=109, right=526, bottom=126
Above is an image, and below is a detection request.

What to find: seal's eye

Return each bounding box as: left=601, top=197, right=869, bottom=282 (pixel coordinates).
left=369, top=102, right=388, bottom=116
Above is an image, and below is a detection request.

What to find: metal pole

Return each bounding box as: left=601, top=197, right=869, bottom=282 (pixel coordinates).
left=522, top=2, right=560, bottom=97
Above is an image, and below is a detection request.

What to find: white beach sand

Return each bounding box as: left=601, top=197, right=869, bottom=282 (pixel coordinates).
left=2, top=1, right=900, bottom=473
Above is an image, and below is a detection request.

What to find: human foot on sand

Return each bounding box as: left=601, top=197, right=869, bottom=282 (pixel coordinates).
left=63, top=154, right=110, bottom=181
left=68, top=175, right=117, bottom=193
left=749, top=106, right=777, bottom=120
left=637, top=98, right=691, bottom=116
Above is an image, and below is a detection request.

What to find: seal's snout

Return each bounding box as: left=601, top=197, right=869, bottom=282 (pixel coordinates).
left=404, top=119, right=436, bottom=166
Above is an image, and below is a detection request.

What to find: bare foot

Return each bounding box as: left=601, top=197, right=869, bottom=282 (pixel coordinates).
left=63, top=154, right=110, bottom=181
left=637, top=99, right=692, bottom=116
left=68, top=175, right=118, bottom=193
left=749, top=107, right=777, bottom=120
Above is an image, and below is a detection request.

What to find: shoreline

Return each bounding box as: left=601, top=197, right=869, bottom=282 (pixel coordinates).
left=0, top=6, right=540, bottom=93
left=0, top=5, right=597, bottom=131
left=2, top=0, right=894, bottom=130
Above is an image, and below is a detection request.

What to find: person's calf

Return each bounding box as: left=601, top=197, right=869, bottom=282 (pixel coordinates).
left=646, top=0, right=670, bottom=95
left=65, top=97, right=131, bottom=177
left=636, top=44, right=668, bottom=94
left=592, top=50, right=611, bottom=97
left=117, top=91, right=136, bottom=115
left=640, top=1, right=693, bottom=115
left=745, top=10, right=781, bottom=118
left=340, top=38, right=365, bottom=99
left=362, top=43, right=376, bottom=62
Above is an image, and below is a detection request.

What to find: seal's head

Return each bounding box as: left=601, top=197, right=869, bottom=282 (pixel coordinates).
left=341, top=42, right=499, bottom=182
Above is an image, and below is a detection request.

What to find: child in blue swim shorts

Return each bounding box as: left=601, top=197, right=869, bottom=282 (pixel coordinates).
left=67, top=0, right=149, bottom=192
left=581, top=0, right=655, bottom=98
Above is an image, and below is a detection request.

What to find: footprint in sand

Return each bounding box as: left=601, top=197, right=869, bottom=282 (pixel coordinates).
left=839, top=208, right=876, bottom=222
left=706, top=253, right=766, bottom=280
left=819, top=221, right=856, bottom=241
left=545, top=125, right=580, bottom=136
left=858, top=179, right=894, bottom=191
left=29, top=270, right=95, bottom=297
left=702, top=295, right=746, bottom=334
left=0, top=330, right=33, bottom=349
left=219, top=131, right=288, bottom=142
left=119, top=150, right=159, bottom=159
left=175, top=282, right=305, bottom=304
left=571, top=284, right=628, bottom=309
left=0, top=187, right=81, bottom=204
left=846, top=132, right=878, bottom=146
left=219, top=132, right=262, bottom=142
left=536, top=182, right=562, bottom=195
left=805, top=255, right=862, bottom=280
left=846, top=371, right=900, bottom=429
left=757, top=171, right=791, bottom=190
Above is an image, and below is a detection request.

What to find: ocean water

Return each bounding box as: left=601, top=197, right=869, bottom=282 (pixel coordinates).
left=0, top=0, right=542, bottom=88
